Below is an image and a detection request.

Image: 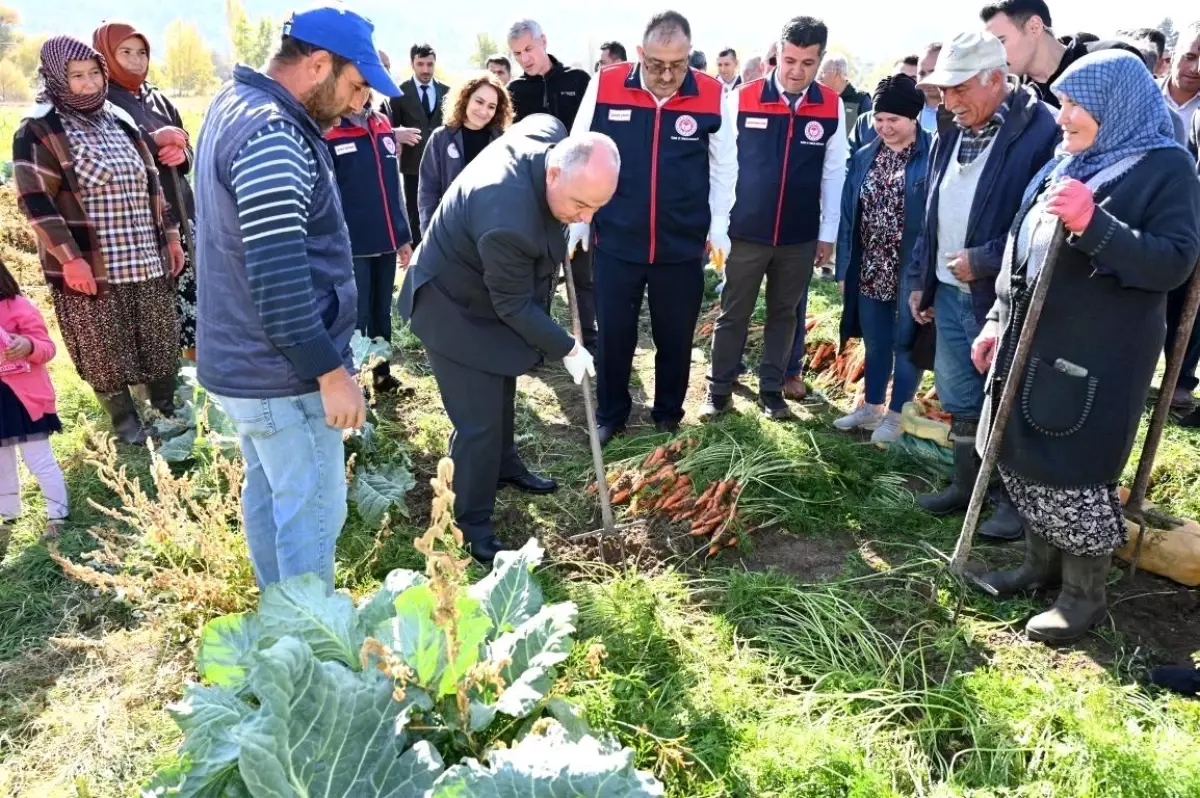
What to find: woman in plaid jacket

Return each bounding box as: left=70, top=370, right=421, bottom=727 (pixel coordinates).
left=13, top=36, right=184, bottom=444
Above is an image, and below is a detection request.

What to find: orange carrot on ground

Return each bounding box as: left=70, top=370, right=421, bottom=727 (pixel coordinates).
left=612, top=489, right=631, bottom=505
left=646, top=464, right=677, bottom=485
left=642, top=446, right=667, bottom=470
left=724, top=536, right=739, bottom=549
left=712, top=479, right=734, bottom=506
left=707, top=543, right=722, bottom=557
left=586, top=483, right=599, bottom=495
left=805, top=317, right=818, bottom=332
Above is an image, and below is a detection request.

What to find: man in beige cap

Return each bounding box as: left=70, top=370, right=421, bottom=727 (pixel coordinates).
left=903, top=30, right=1058, bottom=541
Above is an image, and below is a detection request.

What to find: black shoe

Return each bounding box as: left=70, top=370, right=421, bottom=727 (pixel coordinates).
left=698, top=391, right=731, bottom=420
left=146, top=376, right=178, bottom=418
left=759, top=391, right=791, bottom=420
left=372, top=363, right=415, bottom=397
left=1148, top=666, right=1200, bottom=697
left=468, top=535, right=510, bottom=565
left=655, top=420, right=680, bottom=434
left=498, top=472, right=558, bottom=494
left=979, top=496, right=1025, bottom=541
left=597, top=423, right=625, bottom=447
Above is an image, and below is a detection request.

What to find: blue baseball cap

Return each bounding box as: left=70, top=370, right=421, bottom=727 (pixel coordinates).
left=282, top=5, right=400, bottom=97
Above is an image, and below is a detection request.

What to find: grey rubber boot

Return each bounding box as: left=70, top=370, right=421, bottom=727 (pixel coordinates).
left=980, top=492, right=1025, bottom=541
left=97, top=389, right=149, bottom=445
left=918, top=419, right=980, bottom=516
left=977, top=528, right=1061, bottom=597
left=1025, top=552, right=1111, bottom=644
left=146, top=377, right=178, bottom=418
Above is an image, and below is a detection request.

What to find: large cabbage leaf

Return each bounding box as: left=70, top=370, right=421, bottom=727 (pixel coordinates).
left=256, top=574, right=364, bottom=669
left=466, top=539, right=545, bottom=633
left=381, top=584, right=492, bottom=697
left=196, top=612, right=262, bottom=690
left=430, top=724, right=664, bottom=797
left=356, top=569, right=429, bottom=632
left=234, top=637, right=443, bottom=797
left=142, top=684, right=254, bottom=798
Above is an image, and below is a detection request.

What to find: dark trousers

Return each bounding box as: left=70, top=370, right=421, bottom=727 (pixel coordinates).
left=403, top=173, right=422, bottom=246
left=425, top=349, right=526, bottom=543
left=709, top=239, right=815, bottom=394
left=1166, top=276, right=1200, bottom=393
left=594, top=250, right=704, bottom=427
left=353, top=252, right=398, bottom=341
left=570, top=246, right=598, bottom=349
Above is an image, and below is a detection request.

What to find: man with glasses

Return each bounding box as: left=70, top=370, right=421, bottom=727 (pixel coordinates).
left=569, top=10, right=737, bottom=445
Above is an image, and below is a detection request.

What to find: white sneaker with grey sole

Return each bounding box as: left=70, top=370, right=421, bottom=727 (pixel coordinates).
left=870, top=411, right=904, bottom=443
left=834, top=404, right=885, bottom=431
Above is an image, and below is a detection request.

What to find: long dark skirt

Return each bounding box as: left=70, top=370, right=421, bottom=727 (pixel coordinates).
left=50, top=276, right=180, bottom=394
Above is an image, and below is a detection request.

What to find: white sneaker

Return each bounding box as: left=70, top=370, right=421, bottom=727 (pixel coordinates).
left=870, top=411, right=904, bottom=444
left=834, top=404, right=885, bottom=431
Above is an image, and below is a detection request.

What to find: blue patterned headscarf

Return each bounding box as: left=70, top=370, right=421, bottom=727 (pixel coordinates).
left=1048, top=49, right=1180, bottom=182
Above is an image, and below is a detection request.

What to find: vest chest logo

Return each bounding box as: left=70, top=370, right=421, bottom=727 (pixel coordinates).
left=382, top=136, right=397, bottom=155
left=334, top=142, right=357, bottom=156
left=608, top=108, right=632, bottom=122
left=447, top=143, right=461, bottom=159
left=560, top=91, right=577, bottom=97
left=804, top=121, right=824, bottom=142
left=675, top=114, right=698, bottom=137
left=744, top=116, right=769, bottom=130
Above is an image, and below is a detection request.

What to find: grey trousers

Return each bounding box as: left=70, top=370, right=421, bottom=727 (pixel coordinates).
left=708, top=239, right=817, bottom=394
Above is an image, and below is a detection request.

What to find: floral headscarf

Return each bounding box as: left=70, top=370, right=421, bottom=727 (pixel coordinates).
left=37, top=35, right=109, bottom=119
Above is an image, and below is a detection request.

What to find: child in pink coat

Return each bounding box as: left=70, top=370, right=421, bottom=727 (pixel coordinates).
left=0, top=256, right=67, bottom=560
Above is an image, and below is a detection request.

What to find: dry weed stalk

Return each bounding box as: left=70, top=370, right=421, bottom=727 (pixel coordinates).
left=49, top=431, right=255, bottom=616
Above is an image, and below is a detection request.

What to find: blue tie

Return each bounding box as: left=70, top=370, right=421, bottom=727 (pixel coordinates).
left=420, top=85, right=431, bottom=116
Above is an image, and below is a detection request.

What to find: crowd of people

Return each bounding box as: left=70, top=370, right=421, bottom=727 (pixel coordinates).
left=3, top=1, right=1200, bottom=655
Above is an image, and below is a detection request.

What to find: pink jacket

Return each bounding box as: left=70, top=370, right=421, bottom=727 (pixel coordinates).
left=0, top=296, right=57, bottom=421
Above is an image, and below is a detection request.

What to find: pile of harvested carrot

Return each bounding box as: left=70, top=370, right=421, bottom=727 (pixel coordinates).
left=586, top=438, right=753, bottom=558
left=806, top=338, right=866, bottom=394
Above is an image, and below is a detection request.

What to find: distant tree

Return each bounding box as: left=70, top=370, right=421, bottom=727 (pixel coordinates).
left=0, top=5, right=19, bottom=60
left=470, top=32, right=500, bottom=69
left=0, top=57, right=30, bottom=102
left=226, top=0, right=275, bottom=68
left=9, top=33, right=43, bottom=83
left=163, top=20, right=217, bottom=95
left=1159, top=18, right=1179, bottom=50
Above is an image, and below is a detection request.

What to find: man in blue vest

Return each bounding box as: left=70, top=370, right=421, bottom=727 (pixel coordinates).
left=194, top=5, right=399, bottom=592
left=569, top=10, right=738, bottom=445
left=702, top=16, right=847, bottom=420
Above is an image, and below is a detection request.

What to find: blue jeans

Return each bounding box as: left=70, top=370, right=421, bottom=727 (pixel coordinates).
left=212, top=391, right=347, bottom=592
left=785, top=283, right=814, bottom=378
left=933, top=285, right=985, bottom=418
left=858, top=292, right=923, bottom=412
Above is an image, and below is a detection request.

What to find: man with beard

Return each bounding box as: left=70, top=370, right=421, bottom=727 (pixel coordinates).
left=194, top=4, right=398, bottom=592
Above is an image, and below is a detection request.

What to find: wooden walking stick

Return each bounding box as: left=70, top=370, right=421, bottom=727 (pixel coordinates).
left=1123, top=258, right=1200, bottom=581
left=561, top=258, right=627, bottom=559
left=923, top=224, right=1068, bottom=613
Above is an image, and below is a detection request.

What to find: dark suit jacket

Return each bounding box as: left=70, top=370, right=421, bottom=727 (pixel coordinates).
left=384, top=77, right=450, bottom=174
left=397, top=114, right=575, bottom=377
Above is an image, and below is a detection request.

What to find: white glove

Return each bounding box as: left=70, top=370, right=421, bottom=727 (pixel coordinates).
left=562, top=342, right=596, bottom=385
left=567, top=223, right=590, bottom=259
left=708, top=227, right=732, bottom=264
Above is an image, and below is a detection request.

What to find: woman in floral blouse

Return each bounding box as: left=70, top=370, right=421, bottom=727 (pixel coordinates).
left=833, top=75, right=932, bottom=443
left=13, top=36, right=183, bottom=444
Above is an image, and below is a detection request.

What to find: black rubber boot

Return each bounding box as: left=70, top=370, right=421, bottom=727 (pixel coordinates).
left=918, top=419, right=979, bottom=516
left=1026, top=552, right=1111, bottom=644
left=977, top=528, right=1061, bottom=597
left=146, top=377, right=178, bottom=418
left=97, top=389, right=149, bottom=445
left=980, top=491, right=1025, bottom=541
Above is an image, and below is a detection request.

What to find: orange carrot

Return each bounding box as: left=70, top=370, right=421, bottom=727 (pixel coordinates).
left=586, top=482, right=599, bottom=495
left=611, top=489, right=631, bottom=505
left=642, top=446, right=667, bottom=470
left=724, top=536, right=739, bottom=549
left=712, top=479, right=734, bottom=506
left=646, top=464, right=676, bottom=485
left=805, top=317, right=818, bottom=332
left=707, top=543, right=722, bottom=557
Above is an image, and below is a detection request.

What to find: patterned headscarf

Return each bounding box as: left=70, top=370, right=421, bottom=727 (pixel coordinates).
left=37, top=35, right=109, bottom=118
left=1049, top=49, right=1180, bottom=182
left=93, top=21, right=149, bottom=93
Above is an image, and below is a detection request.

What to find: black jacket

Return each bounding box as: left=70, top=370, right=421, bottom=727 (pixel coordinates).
left=106, top=83, right=195, bottom=242
left=1027, top=38, right=1143, bottom=109
left=508, top=55, right=591, bottom=130
left=397, top=115, right=575, bottom=377
left=382, top=77, right=450, bottom=174
left=981, top=147, right=1200, bottom=486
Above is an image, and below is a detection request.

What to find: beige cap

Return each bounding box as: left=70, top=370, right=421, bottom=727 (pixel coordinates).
left=919, top=31, right=1007, bottom=88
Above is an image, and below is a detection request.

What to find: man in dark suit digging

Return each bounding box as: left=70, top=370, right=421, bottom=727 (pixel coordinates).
left=397, top=115, right=619, bottom=562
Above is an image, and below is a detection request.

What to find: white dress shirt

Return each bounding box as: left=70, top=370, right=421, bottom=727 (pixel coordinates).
left=1163, top=77, right=1200, bottom=140
left=571, top=65, right=739, bottom=245
left=724, top=73, right=847, bottom=243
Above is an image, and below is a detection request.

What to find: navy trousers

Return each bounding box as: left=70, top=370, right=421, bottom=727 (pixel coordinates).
left=593, top=250, right=704, bottom=427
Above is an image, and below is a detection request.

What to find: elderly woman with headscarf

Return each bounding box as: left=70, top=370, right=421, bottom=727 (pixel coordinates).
left=972, top=50, right=1200, bottom=644
left=12, top=36, right=184, bottom=444
left=93, top=21, right=197, bottom=364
